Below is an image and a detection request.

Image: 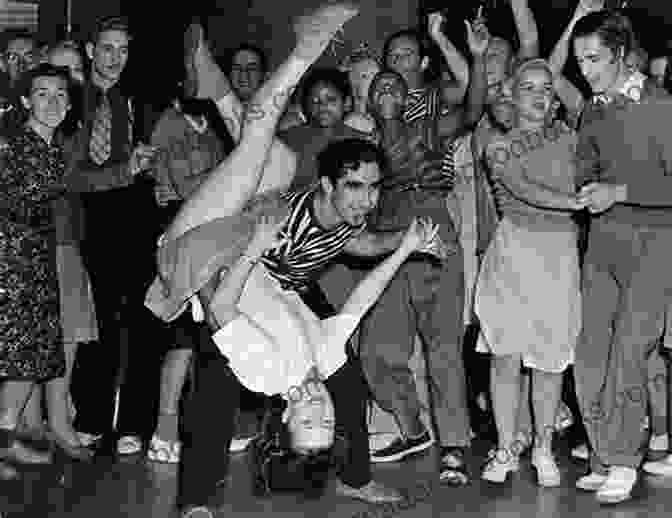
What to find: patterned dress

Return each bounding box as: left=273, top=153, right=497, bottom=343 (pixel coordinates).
left=0, top=126, right=66, bottom=380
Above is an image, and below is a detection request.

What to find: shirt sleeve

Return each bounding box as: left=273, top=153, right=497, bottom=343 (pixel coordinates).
left=486, top=139, right=573, bottom=210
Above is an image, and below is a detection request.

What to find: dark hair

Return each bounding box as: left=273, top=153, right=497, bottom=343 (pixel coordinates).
left=18, top=63, right=71, bottom=99
left=226, top=43, right=268, bottom=75
left=250, top=396, right=346, bottom=499
left=383, top=28, right=428, bottom=62
left=317, top=138, right=387, bottom=184
left=571, top=10, right=635, bottom=61
left=299, top=67, right=352, bottom=118
left=89, top=15, right=132, bottom=45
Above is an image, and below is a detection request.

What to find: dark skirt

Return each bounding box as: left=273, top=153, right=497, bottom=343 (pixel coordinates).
left=0, top=220, right=65, bottom=380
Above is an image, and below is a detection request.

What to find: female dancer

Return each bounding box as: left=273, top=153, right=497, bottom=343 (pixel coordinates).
left=475, top=59, right=585, bottom=486
left=144, top=5, right=446, bottom=516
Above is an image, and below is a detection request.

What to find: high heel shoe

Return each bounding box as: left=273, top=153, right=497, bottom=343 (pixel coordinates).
left=0, top=427, right=52, bottom=464
left=293, top=2, right=360, bottom=61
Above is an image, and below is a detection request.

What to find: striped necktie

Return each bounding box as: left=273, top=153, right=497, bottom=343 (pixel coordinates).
left=89, top=93, right=112, bottom=165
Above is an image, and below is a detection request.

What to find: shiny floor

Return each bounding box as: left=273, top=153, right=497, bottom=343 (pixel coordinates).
left=2, top=436, right=672, bottom=518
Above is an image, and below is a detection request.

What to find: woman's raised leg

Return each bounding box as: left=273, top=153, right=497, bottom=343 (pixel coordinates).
left=167, top=3, right=359, bottom=242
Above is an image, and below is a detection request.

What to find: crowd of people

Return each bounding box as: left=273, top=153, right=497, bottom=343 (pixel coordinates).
left=1, top=1, right=672, bottom=517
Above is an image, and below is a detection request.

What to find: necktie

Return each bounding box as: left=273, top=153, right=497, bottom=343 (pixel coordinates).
left=89, top=93, right=112, bottom=165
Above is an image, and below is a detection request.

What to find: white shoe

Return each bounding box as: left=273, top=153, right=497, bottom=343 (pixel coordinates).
left=482, top=449, right=518, bottom=483
left=571, top=444, right=590, bottom=460
left=117, top=435, right=143, bottom=455
left=76, top=432, right=102, bottom=447
left=575, top=472, right=608, bottom=491
left=595, top=467, right=637, bottom=504
left=643, top=454, right=672, bottom=476
left=531, top=448, right=561, bottom=487
left=229, top=433, right=259, bottom=453
left=649, top=433, right=668, bottom=452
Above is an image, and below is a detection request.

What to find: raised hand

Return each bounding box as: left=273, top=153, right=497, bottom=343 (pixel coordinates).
left=428, top=12, right=446, bottom=43
left=576, top=0, right=605, bottom=17
left=465, top=13, right=490, bottom=56
left=401, top=217, right=439, bottom=254
left=577, top=182, right=627, bottom=214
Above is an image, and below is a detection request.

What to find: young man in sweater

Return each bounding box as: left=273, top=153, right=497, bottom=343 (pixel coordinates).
left=571, top=9, right=672, bottom=504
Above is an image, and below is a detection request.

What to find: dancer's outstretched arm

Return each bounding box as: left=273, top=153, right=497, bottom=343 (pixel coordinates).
left=340, top=217, right=438, bottom=319
left=166, top=3, right=359, bottom=242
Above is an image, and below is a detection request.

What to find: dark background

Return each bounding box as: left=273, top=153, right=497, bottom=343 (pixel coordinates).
left=36, top=0, right=672, bottom=116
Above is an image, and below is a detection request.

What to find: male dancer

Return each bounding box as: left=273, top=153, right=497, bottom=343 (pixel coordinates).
left=570, top=9, right=672, bottom=504
left=145, top=5, right=446, bottom=516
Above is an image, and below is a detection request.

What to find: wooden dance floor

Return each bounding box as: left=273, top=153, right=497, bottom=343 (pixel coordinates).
left=2, top=436, right=672, bottom=518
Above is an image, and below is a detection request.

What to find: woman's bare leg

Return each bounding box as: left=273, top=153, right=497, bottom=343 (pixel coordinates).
left=491, top=355, right=521, bottom=453
left=45, top=340, right=82, bottom=446
left=155, top=349, right=193, bottom=442
left=18, top=385, right=42, bottom=433
left=167, top=3, right=359, bottom=242
left=191, top=25, right=297, bottom=198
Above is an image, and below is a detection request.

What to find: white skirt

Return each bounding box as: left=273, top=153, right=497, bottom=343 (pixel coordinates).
left=475, top=216, right=580, bottom=373
left=212, top=264, right=360, bottom=396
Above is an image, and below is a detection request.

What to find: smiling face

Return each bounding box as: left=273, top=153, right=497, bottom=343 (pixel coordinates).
left=22, top=74, right=70, bottom=130
left=574, top=33, right=624, bottom=94
left=230, top=48, right=265, bottom=102
left=512, top=65, right=554, bottom=126
left=306, top=81, right=347, bottom=128
left=87, top=29, right=129, bottom=85
left=284, top=375, right=336, bottom=454
left=321, top=160, right=381, bottom=228
left=384, top=34, right=426, bottom=88
left=5, top=37, right=36, bottom=81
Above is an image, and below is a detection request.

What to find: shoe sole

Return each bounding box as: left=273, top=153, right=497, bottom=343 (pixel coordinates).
left=596, top=492, right=632, bottom=505
left=229, top=435, right=258, bottom=453
left=481, top=472, right=512, bottom=483
left=335, top=488, right=403, bottom=504
left=575, top=479, right=607, bottom=491
left=370, top=438, right=435, bottom=463
left=643, top=462, right=672, bottom=476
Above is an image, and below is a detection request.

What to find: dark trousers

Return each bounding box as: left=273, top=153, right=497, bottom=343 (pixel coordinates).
left=178, top=283, right=372, bottom=508
left=359, top=190, right=469, bottom=447
left=72, top=182, right=163, bottom=438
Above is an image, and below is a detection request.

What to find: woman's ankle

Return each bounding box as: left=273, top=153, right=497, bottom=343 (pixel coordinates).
left=155, top=413, right=179, bottom=442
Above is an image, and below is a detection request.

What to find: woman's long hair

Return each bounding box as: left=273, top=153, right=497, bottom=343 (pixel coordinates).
left=249, top=395, right=348, bottom=499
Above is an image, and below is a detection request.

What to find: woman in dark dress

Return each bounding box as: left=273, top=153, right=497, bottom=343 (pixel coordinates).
left=0, top=64, right=73, bottom=478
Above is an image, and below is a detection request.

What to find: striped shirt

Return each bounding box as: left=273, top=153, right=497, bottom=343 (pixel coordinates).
left=403, top=87, right=441, bottom=124
left=261, top=190, right=364, bottom=292
left=403, top=86, right=456, bottom=185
